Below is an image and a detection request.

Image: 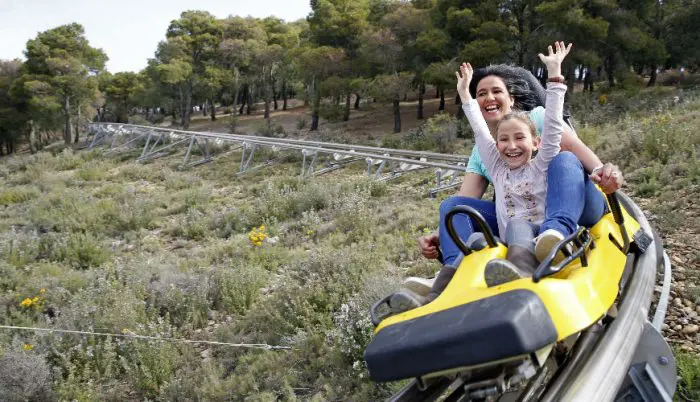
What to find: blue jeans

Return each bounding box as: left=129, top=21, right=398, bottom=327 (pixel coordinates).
left=438, top=152, right=607, bottom=266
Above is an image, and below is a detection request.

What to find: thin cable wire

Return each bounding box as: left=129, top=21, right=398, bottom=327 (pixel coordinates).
left=0, top=324, right=291, bottom=350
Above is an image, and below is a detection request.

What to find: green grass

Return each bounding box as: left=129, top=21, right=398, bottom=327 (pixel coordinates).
left=0, top=85, right=698, bottom=399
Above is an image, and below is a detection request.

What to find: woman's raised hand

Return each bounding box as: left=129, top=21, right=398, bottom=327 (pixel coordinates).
left=538, top=41, right=572, bottom=78
left=455, top=62, right=473, bottom=103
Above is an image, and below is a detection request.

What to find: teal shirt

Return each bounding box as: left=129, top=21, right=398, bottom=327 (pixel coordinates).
left=465, top=106, right=546, bottom=182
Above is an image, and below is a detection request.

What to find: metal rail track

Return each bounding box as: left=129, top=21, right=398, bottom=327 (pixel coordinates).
left=86, top=123, right=467, bottom=194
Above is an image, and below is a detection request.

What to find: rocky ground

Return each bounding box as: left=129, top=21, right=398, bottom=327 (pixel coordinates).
left=639, top=188, right=700, bottom=354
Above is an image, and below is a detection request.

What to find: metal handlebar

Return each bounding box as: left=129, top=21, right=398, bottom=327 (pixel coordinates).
left=445, top=205, right=499, bottom=256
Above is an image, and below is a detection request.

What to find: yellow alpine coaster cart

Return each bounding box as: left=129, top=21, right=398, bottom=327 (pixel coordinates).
left=364, top=193, right=677, bottom=401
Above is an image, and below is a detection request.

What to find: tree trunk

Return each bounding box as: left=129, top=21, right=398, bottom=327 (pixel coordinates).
left=273, top=91, right=278, bottom=110
left=28, top=120, right=37, bottom=153
left=393, top=98, right=401, bottom=133
left=74, top=102, right=81, bottom=143
left=239, top=85, right=247, bottom=115
left=417, top=80, right=425, bottom=120
left=311, top=93, right=320, bottom=131
left=246, top=88, right=252, bottom=115
left=344, top=93, right=351, bottom=121
left=282, top=81, right=288, bottom=110
left=182, top=82, right=193, bottom=129
left=233, top=69, right=240, bottom=115
left=63, top=95, right=72, bottom=144
left=310, top=77, right=320, bottom=131
left=210, top=99, right=216, bottom=121
left=354, top=93, right=361, bottom=109
left=438, top=87, right=445, bottom=111
left=583, top=66, right=594, bottom=92
left=264, top=96, right=270, bottom=119
left=648, top=64, right=658, bottom=87
left=605, top=55, right=615, bottom=87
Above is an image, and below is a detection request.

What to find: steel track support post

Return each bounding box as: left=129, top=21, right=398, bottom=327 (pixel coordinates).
left=140, top=131, right=154, bottom=159
left=239, top=143, right=256, bottom=174
left=203, top=138, right=211, bottom=161
left=147, top=132, right=165, bottom=155
left=89, top=126, right=107, bottom=149
left=301, top=149, right=318, bottom=177
left=366, top=157, right=375, bottom=177
left=374, top=159, right=387, bottom=179
left=108, top=128, right=121, bottom=150
left=182, top=135, right=196, bottom=167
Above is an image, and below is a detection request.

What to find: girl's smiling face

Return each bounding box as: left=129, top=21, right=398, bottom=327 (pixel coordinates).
left=475, top=75, right=515, bottom=125
left=496, top=118, right=539, bottom=169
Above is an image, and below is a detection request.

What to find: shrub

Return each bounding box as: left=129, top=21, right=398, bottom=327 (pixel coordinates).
left=423, top=113, right=459, bottom=153
left=0, top=186, right=39, bottom=206
left=0, top=347, right=54, bottom=401
left=147, top=270, right=211, bottom=329
left=210, top=263, right=269, bottom=315
left=118, top=319, right=185, bottom=398
left=53, top=232, right=109, bottom=269
left=319, top=104, right=346, bottom=122
left=76, top=160, right=110, bottom=181
left=677, top=350, right=700, bottom=401
left=296, top=116, right=308, bottom=130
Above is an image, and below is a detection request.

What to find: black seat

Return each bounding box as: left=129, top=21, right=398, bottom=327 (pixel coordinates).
left=364, top=289, right=558, bottom=382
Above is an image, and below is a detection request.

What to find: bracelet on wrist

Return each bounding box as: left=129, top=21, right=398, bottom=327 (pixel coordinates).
left=547, top=75, right=565, bottom=83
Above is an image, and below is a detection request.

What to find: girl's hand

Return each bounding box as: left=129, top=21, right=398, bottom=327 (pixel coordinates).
left=455, top=62, right=473, bottom=104
left=538, top=41, right=572, bottom=78
left=590, top=163, right=625, bottom=194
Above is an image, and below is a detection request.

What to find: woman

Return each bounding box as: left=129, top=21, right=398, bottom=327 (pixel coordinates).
left=397, top=64, right=624, bottom=308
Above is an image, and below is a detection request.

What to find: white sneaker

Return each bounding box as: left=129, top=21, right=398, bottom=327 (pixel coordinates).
left=535, top=229, right=566, bottom=263
left=403, top=276, right=436, bottom=297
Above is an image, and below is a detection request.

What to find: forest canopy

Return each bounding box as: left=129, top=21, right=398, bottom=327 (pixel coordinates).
left=0, top=0, right=698, bottom=154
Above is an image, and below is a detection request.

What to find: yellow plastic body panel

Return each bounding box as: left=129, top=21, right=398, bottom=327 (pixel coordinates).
left=375, top=207, right=641, bottom=342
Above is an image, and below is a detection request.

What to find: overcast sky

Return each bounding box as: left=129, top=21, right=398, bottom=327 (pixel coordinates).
left=0, top=0, right=311, bottom=72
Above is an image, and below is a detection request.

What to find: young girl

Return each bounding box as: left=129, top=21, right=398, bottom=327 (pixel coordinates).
left=458, top=41, right=573, bottom=285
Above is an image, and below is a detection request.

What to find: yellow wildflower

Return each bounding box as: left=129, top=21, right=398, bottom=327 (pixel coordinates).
left=598, top=94, right=608, bottom=106
left=248, top=225, right=269, bottom=246
left=20, top=298, right=33, bottom=307
left=22, top=343, right=33, bottom=351
left=39, top=288, right=46, bottom=294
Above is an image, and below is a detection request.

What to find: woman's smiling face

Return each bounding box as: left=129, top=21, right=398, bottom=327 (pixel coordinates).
left=475, top=75, right=515, bottom=125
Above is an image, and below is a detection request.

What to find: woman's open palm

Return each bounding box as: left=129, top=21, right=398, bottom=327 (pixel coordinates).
left=538, top=41, right=572, bottom=76
left=455, top=62, right=473, bottom=103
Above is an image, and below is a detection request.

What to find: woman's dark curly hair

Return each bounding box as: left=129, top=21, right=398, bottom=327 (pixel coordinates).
left=469, top=64, right=546, bottom=111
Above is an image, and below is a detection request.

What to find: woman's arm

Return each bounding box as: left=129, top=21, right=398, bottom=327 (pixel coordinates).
left=456, top=63, right=505, bottom=178
left=560, top=121, right=624, bottom=194
left=560, top=131, right=601, bottom=172
left=457, top=173, right=489, bottom=198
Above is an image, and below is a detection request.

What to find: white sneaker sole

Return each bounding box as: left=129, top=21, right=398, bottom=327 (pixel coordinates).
left=403, top=277, right=435, bottom=297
